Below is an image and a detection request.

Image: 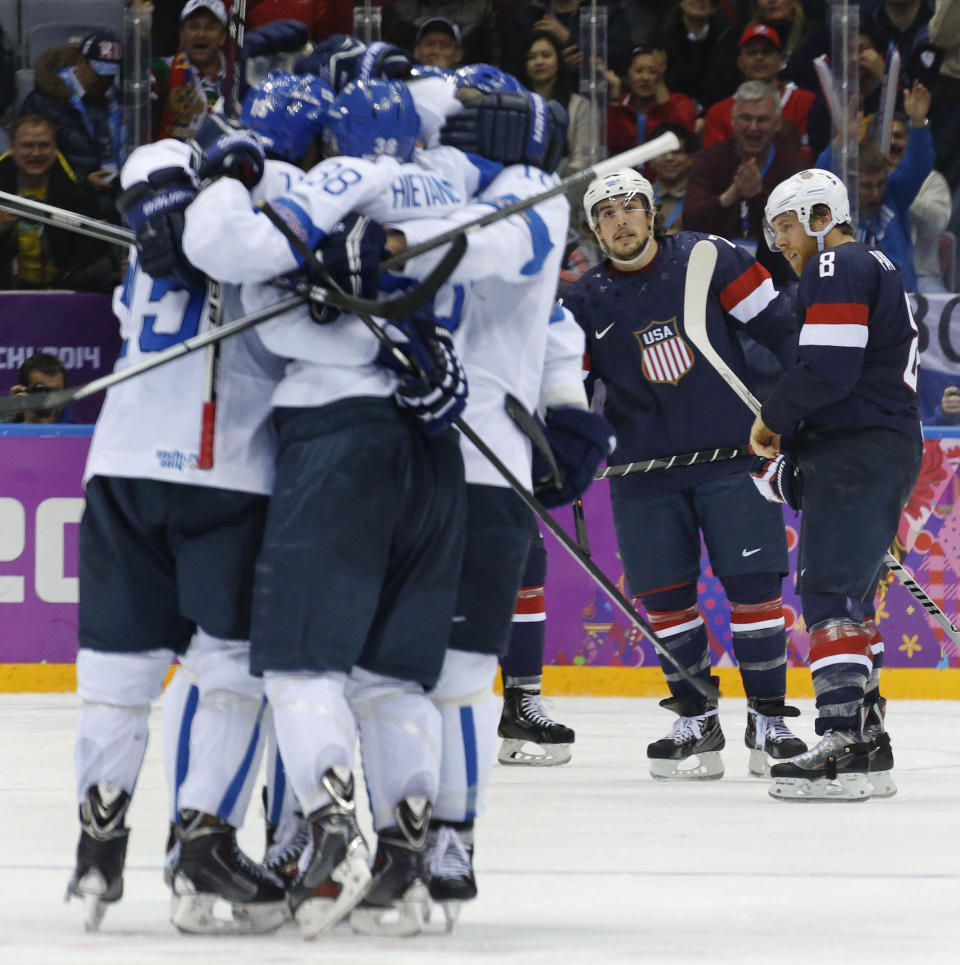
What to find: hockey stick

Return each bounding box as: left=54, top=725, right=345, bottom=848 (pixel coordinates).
left=257, top=198, right=718, bottom=700
left=0, top=295, right=302, bottom=419
left=0, top=236, right=465, bottom=419
left=595, top=445, right=753, bottom=479
left=378, top=131, right=681, bottom=272
left=682, top=240, right=960, bottom=649
left=223, top=0, right=247, bottom=116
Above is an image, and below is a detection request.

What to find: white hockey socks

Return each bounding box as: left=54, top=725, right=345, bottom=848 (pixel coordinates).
left=75, top=647, right=173, bottom=804
left=263, top=670, right=357, bottom=817
left=174, top=631, right=267, bottom=828
left=346, top=667, right=441, bottom=832
left=161, top=664, right=197, bottom=824
left=429, top=649, right=499, bottom=824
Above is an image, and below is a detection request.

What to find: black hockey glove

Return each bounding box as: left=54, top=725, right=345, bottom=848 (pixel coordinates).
left=190, top=114, right=265, bottom=189
left=117, top=166, right=206, bottom=289
left=379, top=313, right=468, bottom=435
left=237, top=19, right=311, bottom=103
left=532, top=407, right=616, bottom=508
left=441, top=91, right=568, bottom=173
left=750, top=453, right=800, bottom=510
left=307, top=214, right=388, bottom=324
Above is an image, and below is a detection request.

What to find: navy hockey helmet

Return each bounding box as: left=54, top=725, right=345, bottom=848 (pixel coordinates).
left=325, top=79, right=421, bottom=163
left=239, top=70, right=334, bottom=163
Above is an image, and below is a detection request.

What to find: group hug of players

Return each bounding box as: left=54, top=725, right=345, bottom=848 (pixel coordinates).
left=62, top=33, right=923, bottom=942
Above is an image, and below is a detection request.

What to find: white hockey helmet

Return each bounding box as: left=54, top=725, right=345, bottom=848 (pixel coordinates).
left=583, top=168, right=655, bottom=231
left=763, top=168, right=851, bottom=252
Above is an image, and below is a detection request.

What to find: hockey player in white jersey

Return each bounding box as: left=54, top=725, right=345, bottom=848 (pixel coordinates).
left=66, top=76, right=342, bottom=935
left=181, top=78, right=473, bottom=939
left=386, top=64, right=614, bottom=926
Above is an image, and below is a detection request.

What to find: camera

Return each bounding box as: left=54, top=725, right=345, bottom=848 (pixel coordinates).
left=26, top=382, right=56, bottom=419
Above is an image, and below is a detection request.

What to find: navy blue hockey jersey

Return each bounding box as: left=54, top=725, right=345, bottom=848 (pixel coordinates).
left=561, top=232, right=799, bottom=495
left=761, top=242, right=921, bottom=442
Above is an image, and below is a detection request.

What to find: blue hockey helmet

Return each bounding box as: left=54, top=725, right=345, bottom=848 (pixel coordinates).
left=294, top=33, right=366, bottom=91
left=239, top=70, right=334, bottom=163
left=325, top=79, right=421, bottom=163
left=452, top=63, right=526, bottom=95
left=355, top=41, right=413, bottom=83
left=408, top=63, right=455, bottom=82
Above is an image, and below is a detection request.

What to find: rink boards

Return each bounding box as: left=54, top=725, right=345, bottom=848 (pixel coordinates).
left=2, top=425, right=960, bottom=697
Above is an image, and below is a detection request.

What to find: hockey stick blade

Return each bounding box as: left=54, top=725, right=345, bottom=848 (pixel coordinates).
left=596, top=444, right=753, bottom=479
left=681, top=240, right=960, bottom=646
left=0, top=295, right=304, bottom=418
left=378, top=132, right=681, bottom=272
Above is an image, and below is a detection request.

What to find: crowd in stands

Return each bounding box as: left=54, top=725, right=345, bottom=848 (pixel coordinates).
left=0, top=1, right=958, bottom=419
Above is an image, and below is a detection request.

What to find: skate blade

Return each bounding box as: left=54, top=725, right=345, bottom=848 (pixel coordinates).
left=747, top=748, right=770, bottom=777
left=868, top=770, right=898, bottom=799
left=768, top=772, right=872, bottom=802
left=649, top=751, right=723, bottom=781
left=295, top=855, right=372, bottom=940
left=498, top=738, right=572, bottom=766
left=65, top=870, right=116, bottom=932
left=433, top=899, right=463, bottom=933
left=350, top=881, right=429, bottom=937
left=169, top=892, right=287, bottom=935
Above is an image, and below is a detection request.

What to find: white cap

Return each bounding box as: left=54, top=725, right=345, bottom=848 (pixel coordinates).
left=181, top=0, right=228, bottom=25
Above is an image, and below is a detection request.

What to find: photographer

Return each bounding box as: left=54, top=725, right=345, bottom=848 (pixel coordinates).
left=5, top=352, right=72, bottom=424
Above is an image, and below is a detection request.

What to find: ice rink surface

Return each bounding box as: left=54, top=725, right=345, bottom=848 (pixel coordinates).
left=0, top=694, right=957, bottom=964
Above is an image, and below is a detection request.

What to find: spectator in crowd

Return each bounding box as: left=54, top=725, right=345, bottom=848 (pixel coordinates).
left=246, top=0, right=355, bottom=41
left=152, top=0, right=229, bottom=140
left=607, top=46, right=697, bottom=155
left=928, top=0, right=960, bottom=190
left=684, top=79, right=806, bottom=287
left=877, top=110, right=952, bottom=292
left=930, top=385, right=960, bottom=423
left=413, top=17, right=464, bottom=70
left=648, top=122, right=699, bottom=235
left=506, top=0, right=634, bottom=81
left=807, top=31, right=886, bottom=160
left=522, top=30, right=591, bottom=176
left=746, top=0, right=829, bottom=92
left=820, top=80, right=934, bottom=292
left=703, top=24, right=815, bottom=159
left=656, top=0, right=741, bottom=115
left=865, top=0, right=941, bottom=88
left=21, top=29, right=125, bottom=211
left=5, top=352, right=72, bottom=425
left=383, top=0, right=504, bottom=69
left=0, top=21, right=15, bottom=119
left=0, top=114, right=119, bottom=293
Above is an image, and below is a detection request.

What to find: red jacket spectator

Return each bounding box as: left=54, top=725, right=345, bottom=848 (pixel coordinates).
left=245, top=0, right=354, bottom=41
left=607, top=47, right=696, bottom=155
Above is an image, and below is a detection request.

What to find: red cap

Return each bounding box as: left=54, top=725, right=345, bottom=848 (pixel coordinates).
left=739, top=24, right=782, bottom=48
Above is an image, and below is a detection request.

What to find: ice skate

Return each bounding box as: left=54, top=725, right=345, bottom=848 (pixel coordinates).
left=65, top=785, right=131, bottom=932
left=169, top=810, right=286, bottom=935
left=426, top=821, right=477, bottom=932
left=263, top=789, right=312, bottom=891
left=769, top=730, right=872, bottom=802
left=351, top=799, right=432, bottom=938
left=162, top=820, right=179, bottom=889
left=498, top=687, right=574, bottom=765
left=647, top=688, right=725, bottom=780
left=864, top=696, right=896, bottom=799
left=288, top=769, right=371, bottom=940
left=745, top=697, right=808, bottom=776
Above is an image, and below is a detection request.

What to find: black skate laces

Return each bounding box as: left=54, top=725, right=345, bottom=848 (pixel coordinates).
left=428, top=825, right=472, bottom=881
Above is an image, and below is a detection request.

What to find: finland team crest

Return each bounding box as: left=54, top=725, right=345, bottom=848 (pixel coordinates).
left=635, top=318, right=694, bottom=385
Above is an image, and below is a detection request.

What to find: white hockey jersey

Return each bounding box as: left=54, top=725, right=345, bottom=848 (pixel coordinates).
left=396, top=164, right=576, bottom=487
left=84, top=141, right=300, bottom=494
left=182, top=151, right=471, bottom=411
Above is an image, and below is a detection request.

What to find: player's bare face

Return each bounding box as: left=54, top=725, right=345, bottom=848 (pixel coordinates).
left=770, top=211, right=817, bottom=276
left=593, top=196, right=651, bottom=262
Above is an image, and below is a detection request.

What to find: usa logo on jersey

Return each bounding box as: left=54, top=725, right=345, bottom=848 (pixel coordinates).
left=635, top=318, right=694, bottom=385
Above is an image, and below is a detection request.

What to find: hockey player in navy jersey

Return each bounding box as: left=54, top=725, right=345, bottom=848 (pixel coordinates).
left=562, top=168, right=806, bottom=781
left=753, top=169, right=923, bottom=802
